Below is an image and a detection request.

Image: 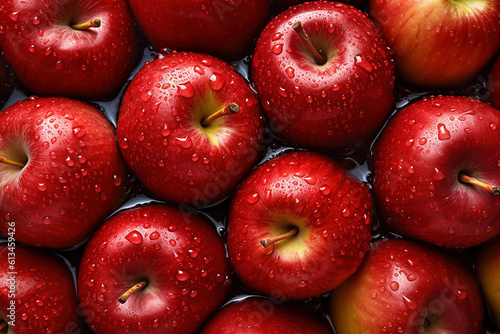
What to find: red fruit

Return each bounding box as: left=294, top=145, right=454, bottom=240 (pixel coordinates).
left=117, top=51, right=264, bottom=207
left=0, top=0, right=139, bottom=100
left=373, top=95, right=500, bottom=248
left=227, top=151, right=373, bottom=299
left=78, top=203, right=232, bottom=334
left=0, top=244, right=82, bottom=333
left=331, top=239, right=484, bottom=334
left=127, top=0, right=271, bottom=61
left=0, top=97, right=128, bottom=248
left=252, top=1, right=395, bottom=149
left=200, top=297, right=334, bottom=333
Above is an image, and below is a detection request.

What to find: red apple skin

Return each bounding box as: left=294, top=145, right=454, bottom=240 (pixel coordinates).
left=0, top=0, right=139, bottom=100
left=78, top=203, right=232, bottom=334
left=369, top=0, right=500, bottom=88
left=0, top=244, right=82, bottom=333
left=0, top=97, right=128, bottom=248
left=117, top=51, right=264, bottom=207
left=0, top=53, right=13, bottom=109
left=476, top=236, right=500, bottom=329
left=273, top=0, right=367, bottom=14
left=489, top=55, right=500, bottom=109
left=200, top=297, right=334, bottom=333
left=373, top=95, right=500, bottom=248
left=330, top=239, right=484, bottom=334
left=227, top=151, right=373, bottom=299
left=127, top=0, right=270, bottom=61
left=251, top=1, right=395, bottom=150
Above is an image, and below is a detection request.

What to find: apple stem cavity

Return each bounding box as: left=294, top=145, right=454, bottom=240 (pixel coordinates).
left=0, top=320, right=6, bottom=331
left=0, top=155, right=25, bottom=168
left=71, top=19, right=101, bottom=30
left=292, top=21, right=326, bottom=65
left=459, top=173, right=500, bottom=196
left=118, top=279, right=148, bottom=304
left=260, top=227, right=299, bottom=248
left=201, top=102, right=239, bottom=127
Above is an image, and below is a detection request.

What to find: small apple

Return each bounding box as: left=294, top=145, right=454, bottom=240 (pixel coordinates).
left=78, top=203, right=232, bottom=333
left=0, top=244, right=82, bottom=333
left=117, top=51, right=264, bottom=207
left=252, top=1, right=395, bottom=149
left=0, top=97, right=128, bottom=248
left=200, top=296, right=334, bottom=333
left=0, top=0, right=139, bottom=100
left=476, top=235, right=500, bottom=329
left=127, top=0, right=270, bottom=61
left=488, top=55, right=500, bottom=109
left=227, top=151, right=373, bottom=299
left=369, top=0, right=500, bottom=88
left=373, top=95, right=500, bottom=248
left=330, top=239, right=484, bottom=334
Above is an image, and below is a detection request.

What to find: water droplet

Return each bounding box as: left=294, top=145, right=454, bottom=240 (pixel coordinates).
left=36, top=299, right=44, bottom=307
left=176, top=270, right=190, bottom=282
left=28, top=45, right=36, bottom=53
left=272, top=44, right=283, bottom=55
left=209, top=74, right=224, bottom=91
left=286, top=67, right=295, bottom=79
left=150, top=231, right=160, bottom=240
left=176, top=136, right=192, bottom=148
left=86, top=279, right=95, bottom=287
left=437, top=123, right=451, bottom=140
left=403, top=296, right=417, bottom=310
left=432, top=168, right=444, bottom=181
left=193, top=65, right=204, bottom=75
left=177, top=82, right=194, bottom=98
left=331, top=84, right=340, bottom=92
left=37, top=183, right=47, bottom=191
left=72, top=126, right=86, bottom=138
left=407, top=274, right=417, bottom=281
left=390, top=281, right=399, bottom=291
left=457, top=289, right=467, bottom=300
left=320, top=185, right=331, bottom=196
left=304, top=175, right=317, bottom=185
left=246, top=192, right=259, bottom=204
left=42, top=216, right=52, bottom=224
left=188, top=249, right=199, bottom=258
left=125, top=230, right=143, bottom=245
left=298, top=281, right=308, bottom=288
left=354, top=55, right=373, bottom=72
left=342, top=208, right=351, bottom=217
left=272, top=33, right=283, bottom=41
left=8, top=12, right=18, bottom=22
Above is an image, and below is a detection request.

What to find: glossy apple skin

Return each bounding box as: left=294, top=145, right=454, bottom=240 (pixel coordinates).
left=0, top=54, right=12, bottom=109
left=489, top=55, right=500, bottom=109
left=330, top=239, right=484, bottom=334
left=117, top=52, right=264, bottom=207
left=369, top=0, right=500, bottom=88
left=273, top=0, right=367, bottom=13
left=200, top=297, right=333, bottom=333
left=373, top=96, right=500, bottom=248
left=251, top=1, right=395, bottom=150
left=227, top=151, right=372, bottom=299
left=0, top=0, right=139, bottom=100
left=0, top=97, right=128, bottom=248
left=476, top=236, right=500, bottom=328
left=78, top=203, right=232, bottom=334
left=0, top=244, right=82, bottom=333
left=127, top=0, right=270, bottom=61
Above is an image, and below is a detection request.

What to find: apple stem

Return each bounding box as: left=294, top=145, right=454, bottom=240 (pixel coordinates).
left=71, top=19, right=101, bottom=30
left=459, top=174, right=500, bottom=196
left=201, top=102, right=239, bottom=127
left=0, top=155, right=25, bottom=168
left=292, top=21, right=326, bottom=65
left=118, top=279, right=148, bottom=304
left=260, top=227, right=299, bottom=248
left=0, top=320, right=6, bottom=330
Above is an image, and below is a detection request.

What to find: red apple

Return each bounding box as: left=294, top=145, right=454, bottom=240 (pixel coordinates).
left=0, top=53, right=12, bottom=109
left=373, top=95, right=500, bottom=248
left=117, top=51, right=264, bottom=207
left=0, top=97, right=128, bottom=248
left=127, top=0, right=270, bottom=61
left=200, top=296, right=334, bottom=333
left=227, top=151, right=373, bottom=299
left=476, top=236, right=500, bottom=329
left=0, top=244, right=82, bottom=333
left=369, top=0, right=500, bottom=88
left=251, top=1, right=395, bottom=150
left=0, top=0, right=139, bottom=100
left=488, top=55, right=500, bottom=109
left=78, top=203, right=232, bottom=334
left=330, top=239, right=484, bottom=334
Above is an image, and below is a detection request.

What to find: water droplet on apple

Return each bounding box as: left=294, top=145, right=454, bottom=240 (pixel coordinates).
left=304, top=175, right=317, bottom=185
left=490, top=123, right=497, bottom=131
left=342, top=208, right=351, bottom=217
left=168, top=225, right=177, bottom=232
left=389, top=281, right=399, bottom=291
left=176, top=136, right=192, bottom=148
left=193, top=65, right=204, bottom=75
left=298, top=281, right=308, bottom=288
left=21, top=314, right=28, bottom=321
left=28, top=45, right=36, bottom=53
left=437, top=123, right=451, bottom=140
left=246, top=192, right=259, bottom=204
left=176, top=270, right=190, bottom=282
left=272, top=44, right=283, bottom=55
left=36, top=299, right=44, bottom=307
left=149, top=231, right=160, bottom=240
left=125, top=230, right=143, bottom=245
left=286, top=67, right=295, bottom=79
left=277, top=86, right=287, bottom=97
left=72, top=126, right=86, bottom=138
left=402, top=296, right=417, bottom=310
left=432, top=168, right=444, bottom=181
left=86, top=279, right=95, bottom=287
left=42, top=216, right=52, bottom=224
left=177, top=82, right=194, bottom=98
left=272, top=33, right=283, bottom=41
left=407, top=274, right=417, bottom=281
left=209, top=74, right=224, bottom=91
left=37, top=183, right=47, bottom=191
left=188, top=249, right=199, bottom=258
left=320, top=185, right=331, bottom=195
left=457, top=289, right=467, bottom=300
left=354, top=55, right=373, bottom=72
left=8, top=12, right=18, bottom=22
left=331, top=84, right=340, bottom=92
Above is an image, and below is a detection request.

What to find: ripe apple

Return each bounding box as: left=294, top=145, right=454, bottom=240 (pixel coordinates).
left=488, top=55, right=500, bottom=109
left=117, top=51, right=264, bottom=207
left=251, top=1, right=395, bottom=150
left=0, top=244, right=82, bottom=333
left=476, top=236, right=500, bottom=329
left=373, top=95, right=500, bottom=248
left=369, top=0, right=500, bottom=88
left=200, top=296, right=334, bottom=333
left=0, top=0, right=139, bottom=100
left=0, top=97, right=128, bottom=248
left=78, top=203, right=232, bottom=334
left=330, top=239, right=484, bottom=334
left=0, top=53, right=12, bottom=109
left=127, top=0, right=270, bottom=61
left=227, top=151, right=373, bottom=299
